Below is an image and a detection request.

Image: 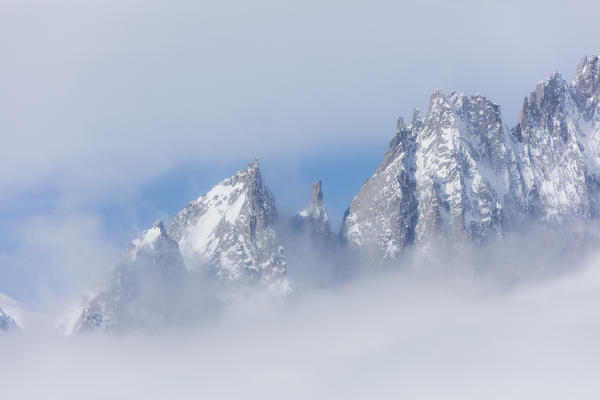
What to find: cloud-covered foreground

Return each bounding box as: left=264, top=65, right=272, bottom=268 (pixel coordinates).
left=2, top=250, right=600, bottom=399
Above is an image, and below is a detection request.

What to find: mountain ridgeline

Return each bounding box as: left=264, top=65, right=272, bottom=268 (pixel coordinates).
left=67, top=55, right=600, bottom=332
left=69, top=160, right=290, bottom=333
left=342, top=55, right=600, bottom=259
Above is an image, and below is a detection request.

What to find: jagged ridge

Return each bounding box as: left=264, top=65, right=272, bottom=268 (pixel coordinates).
left=342, top=55, right=600, bottom=260
left=61, top=55, right=600, bottom=333
left=168, top=159, right=290, bottom=294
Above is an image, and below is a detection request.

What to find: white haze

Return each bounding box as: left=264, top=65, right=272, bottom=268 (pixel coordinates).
left=2, top=226, right=600, bottom=399
left=2, top=0, right=600, bottom=397
left=0, top=214, right=118, bottom=305
left=1, top=0, right=599, bottom=204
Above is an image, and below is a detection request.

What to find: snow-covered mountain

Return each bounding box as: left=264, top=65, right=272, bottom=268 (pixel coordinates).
left=341, top=55, right=600, bottom=260
left=169, top=159, right=290, bottom=295
left=0, top=293, right=26, bottom=332
left=292, top=180, right=332, bottom=243
left=341, top=92, right=521, bottom=259
left=65, top=160, right=291, bottom=333
left=57, top=55, right=600, bottom=332
left=0, top=306, right=19, bottom=331
left=511, top=55, right=600, bottom=220
left=68, top=221, right=186, bottom=333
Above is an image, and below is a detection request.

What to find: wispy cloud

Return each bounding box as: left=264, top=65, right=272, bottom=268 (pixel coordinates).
left=2, top=242, right=600, bottom=399
left=1, top=0, right=599, bottom=202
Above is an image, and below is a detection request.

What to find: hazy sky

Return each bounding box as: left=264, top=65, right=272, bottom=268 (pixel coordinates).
left=3, top=4, right=600, bottom=397
left=1, top=0, right=600, bottom=300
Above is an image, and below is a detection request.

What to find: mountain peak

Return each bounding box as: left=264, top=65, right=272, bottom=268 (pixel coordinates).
left=410, top=108, right=422, bottom=128
left=168, top=161, right=289, bottom=293
left=310, top=180, right=324, bottom=209
left=430, top=88, right=445, bottom=99
left=517, top=71, right=568, bottom=131
left=298, top=180, right=328, bottom=222
left=574, top=55, right=600, bottom=99
left=293, top=180, right=331, bottom=241
left=130, top=220, right=170, bottom=253
left=150, top=220, right=167, bottom=236
left=575, top=55, right=599, bottom=81
left=0, top=306, right=20, bottom=331
left=343, top=82, right=510, bottom=258
left=151, top=219, right=165, bottom=229
left=396, top=116, right=405, bottom=133
left=248, top=158, right=260, bottom=171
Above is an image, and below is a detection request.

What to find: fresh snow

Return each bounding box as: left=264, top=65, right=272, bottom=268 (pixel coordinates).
left=57, top=54, right=600, bottom=333
left=342, top=55, right=600, bottom=259
left=168, top=160, right=289, bottom=293
left=0, top=293, right=25, bottom=331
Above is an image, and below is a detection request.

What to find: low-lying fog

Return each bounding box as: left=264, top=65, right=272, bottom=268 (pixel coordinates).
left=2, top=226, right=600, bottom=399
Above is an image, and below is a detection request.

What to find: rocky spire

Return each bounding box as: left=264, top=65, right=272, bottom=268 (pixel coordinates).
left=396, top=116, right=406, bottom=133
left=573, top=55, right=600, bottom=119
left=575, top=55, right=600, bottom=96
left=168, top=159, right=290, bottom=295
left=293, top=180, right=331, bottom=241
left=247, top=157, right=260, bottom=171
left=309, top=180, right=325, bottom=214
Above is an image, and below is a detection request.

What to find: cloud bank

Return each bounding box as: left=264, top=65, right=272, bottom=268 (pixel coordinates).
left=2, top=0, right=599, bottom=202
left=2, top=222, right=600, bottom=398
left=2, top=244, right=600, bottom=399
left=2, top=1, right=600, bottom=397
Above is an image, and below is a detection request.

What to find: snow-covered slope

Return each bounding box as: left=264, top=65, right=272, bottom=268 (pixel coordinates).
left=68, top=221, right=186, bottom=333
left=64, top=160, right=291, bottom=333
left=169, top=160, right=290, bottom=295
left=341, top=92, right=522, bottom=259
left=0, top=293, right=27, bottom=331
left=56, top=55, right=600, bottom=331
left=511, top=55, right=600, bottom=220
left=0, top=306, right=19, bottom=331
left=341, top=55, right=600, bottom=260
